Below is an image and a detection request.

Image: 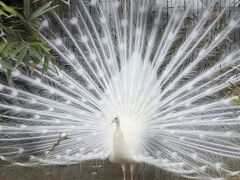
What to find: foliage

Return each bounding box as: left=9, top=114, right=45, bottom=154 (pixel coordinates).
left=0, top=114, right=5, bottom=122
left=0, top=0, right=57, bottom=80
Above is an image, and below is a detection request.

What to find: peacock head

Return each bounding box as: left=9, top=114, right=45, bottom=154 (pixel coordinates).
left=111, top=117, right=120, bottom=126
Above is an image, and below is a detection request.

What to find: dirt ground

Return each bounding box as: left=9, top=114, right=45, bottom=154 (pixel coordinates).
left=0, top=160, right=187, bottom=180
left=1, top=160, right=240, bottom=180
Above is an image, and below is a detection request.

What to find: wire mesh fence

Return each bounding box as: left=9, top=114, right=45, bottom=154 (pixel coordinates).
left=58, top=0, right=240, bottom=46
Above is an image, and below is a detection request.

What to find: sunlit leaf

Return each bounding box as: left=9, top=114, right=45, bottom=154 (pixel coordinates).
left=0, top=9, right=9, bottom=17
left=30, top=45, right=43, bottom=59
left=0, top=41, right=7, bottom=52
left=0, top=1, right=24, bottom=19
left=30, top=1, right=57, bottom=20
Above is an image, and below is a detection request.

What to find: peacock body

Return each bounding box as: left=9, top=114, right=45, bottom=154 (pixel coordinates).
left=1, top=0, right=240, bottom=179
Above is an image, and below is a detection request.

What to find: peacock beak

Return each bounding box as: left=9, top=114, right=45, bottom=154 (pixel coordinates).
left=111, top=118, right=117, bottom=124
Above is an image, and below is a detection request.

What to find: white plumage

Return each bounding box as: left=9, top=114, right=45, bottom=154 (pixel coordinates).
left=110, top=117, right=135, bottom=180
left=0, top=0, right=240, bottom=180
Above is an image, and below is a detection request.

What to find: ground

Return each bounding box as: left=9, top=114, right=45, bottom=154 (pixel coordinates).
left=1, top=160, right=240, bottom=180
left=0, top=160, right=188, bottom=180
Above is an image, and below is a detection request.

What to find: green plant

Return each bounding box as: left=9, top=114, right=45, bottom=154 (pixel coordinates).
left=0, top=114, right=5, bottom=122
left=0, top=0, right=57, bottom=80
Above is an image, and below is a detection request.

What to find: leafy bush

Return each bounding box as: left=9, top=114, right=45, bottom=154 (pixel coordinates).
left=0, top=1, right=57, bottom=80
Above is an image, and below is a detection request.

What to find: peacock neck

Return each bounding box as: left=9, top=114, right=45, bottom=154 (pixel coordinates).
left=115, top=119, right=120, bottom=128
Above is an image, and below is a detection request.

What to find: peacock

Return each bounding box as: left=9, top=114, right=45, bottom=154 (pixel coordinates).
left=1, top=0, right=240, bottom=179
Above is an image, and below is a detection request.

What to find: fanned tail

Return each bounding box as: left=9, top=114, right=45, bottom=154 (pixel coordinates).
left=0, top=1, right=240, bottom=179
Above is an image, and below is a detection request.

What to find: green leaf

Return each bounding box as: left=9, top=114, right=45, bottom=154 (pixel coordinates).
left=231, top=98, right=240, bottom=105
left=6, top=68, right=12, bottom=81
left=0, top=58, right=12, bottom=69
left=30, top=48, right=42, bottom=60
left=0, top=1, right=24, bottom=20
left=24, top=0, right=30, bottom=19
left=16, top=48, right=28, bottom=67
left=8, top=46, right=26, bottom=57
left=30, top=1, right=57, bottom=20
left=38, top=42, right=51, bottom=54
left=42, top=56, right=49, bottom=73
left=0, top=114, right=5, bottom=122
left=22, top=50, right=30, bottom=65
left=0, top=9, right=9, bottom=17
left=0, top=41, right=7, bottom=52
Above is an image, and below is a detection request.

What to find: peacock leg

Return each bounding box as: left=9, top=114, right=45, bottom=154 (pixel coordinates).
left=130, top=164, right=135, bottom=180
left=121, top=164, right=126, bottom=180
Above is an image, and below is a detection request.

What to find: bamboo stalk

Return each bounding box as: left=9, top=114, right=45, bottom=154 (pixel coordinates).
left=24, top=0, right=30, bottom=19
